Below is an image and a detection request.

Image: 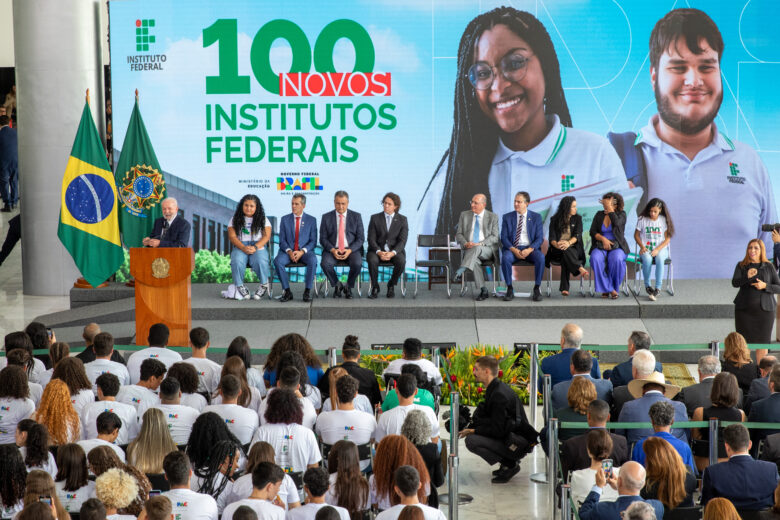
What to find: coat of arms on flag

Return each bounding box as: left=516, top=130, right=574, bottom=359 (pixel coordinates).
left=118, top=164, right=165, bottom=217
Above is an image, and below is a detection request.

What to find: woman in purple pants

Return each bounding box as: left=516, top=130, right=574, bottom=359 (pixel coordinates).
left=589, top=193, right=629, bottom=299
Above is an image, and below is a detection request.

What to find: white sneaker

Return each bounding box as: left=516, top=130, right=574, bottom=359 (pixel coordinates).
left=235, top=285, right=250, bottom=300
left=253, top=284, right=268, bottom=300
left=648, top=291, right=656, bottom=301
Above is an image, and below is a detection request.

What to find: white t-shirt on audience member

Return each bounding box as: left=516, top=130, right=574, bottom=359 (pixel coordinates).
left=183, top=357, right=222, bottom=394
left=84, top=359, right=130, bottom=391
left=222, top=498, right=284, bottom=520
left=321, top=394, right=373, bottom=414
left=251, top=423, right=321, bottom=473
left=383, top=358, right=442, bottom=385
left=126, top=347, right=183, bottom=384
left=315, top=409, right=376, bottom=471
left=0, top=397, right=35, bottom=444
left=28, top=382, right=42, bottom=406
left=19, top=446, right=58, bottom=476
left=181, top=392, right=207, bottom=412
left=147, top=404, right=200, bottom=444
left=70, top=388, right=96, bottom=416
left=226, top=473, right=299, bottom=509
left=0, top=357, right=46, bottom=384
left=201, top=403, right=259, bottom=445
left=375, top=404, right=439, bottom=443
left=375, top=503, right=446, bottom=520
left=77, top=438, right=126, bottom=461
left=258, top=388, right=317, bottom=430
left=191, top=473, right=233, bottom=514
left=162, top=487, right=219, bottom=520
left=287, top=502, right=350, bottom=520
left=81, top=400, right=139, bottom=445
left=116, top=384, right=160, bottom=414
left=55, top=480, right=96, bottom=514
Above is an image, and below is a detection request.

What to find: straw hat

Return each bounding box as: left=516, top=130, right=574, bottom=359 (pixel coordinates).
left=627, top=371, right=680, bottom=399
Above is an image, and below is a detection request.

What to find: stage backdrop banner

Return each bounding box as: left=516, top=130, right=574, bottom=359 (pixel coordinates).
left=109, top=0, right=780, bottom=279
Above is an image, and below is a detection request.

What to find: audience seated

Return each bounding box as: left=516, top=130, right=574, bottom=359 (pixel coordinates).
left=139, top=495, right=172, bottom=520
left=127, top=408, right=178, bottom=481
left=376, top=374, right=440, bottom=445
left=183, top=327, right=221, bottom=397
left=38, top=341, right=70, bottom=389
left=758, top=483, right=780, bottom=519
left=639, top=437, right=696, bottom=512
left=701, top=424, right=779, bottom=510
left=703, top=497, right=741, bottom=520
left=23, top=470, right=70, bottom=520
left=6, top=349, right=43, bottom=405
left=2, top=331, right=46, bottom=382
left=611, top=349, right=657, bottom=419
left=551, top=350, right=613, bottom=411
left=22, top=322, right=53, bottom=382
left=747, top=355, right=778, bottom=416
left=560, top=400, right=628, bottom=480
left=54, top=443, right=95, bottom=514
left=578, top=461, right=664, bottom=520
left=691, top=372, right=745, bottom=471
left=608, top=332, right=661, bottom=388
left=116, top=358, right=165, bottom=414
left=318, top=335, right=382, bottom=409
left=52, top=356, right=96, bottom=416
left=570, top=429, right=620, bottom=507
left=616, top=370, right=687, bottom=444
left=76, top=323, right=124, bottom=366
left=320, top=366, right=373, bottom=414
left=94, top=467, right=139, bottom=520
left=126, top=323, right=182, bottom=385
left=374, top=466, right=446, bottom=520
left=680, top=355, right=734, bottom=416
left=289, top=467, right=350, bottom=520
left=227, top=336, right=266, bottom=397
left=370, top=435, right=430, bottom=511
left=622, top=501, right=658, bottom=520
left=79, top=498, right=107, bottom=520
left=166, top=362, right=208, bottom=412
left=263, top=333, right=325, bottom=389
left=401, top=410, right=444, bottom=508
left=84, top=332, right=130, bottom=392
left=749, top=365, right=780, bottom=445
left=259, top=366, right=317, bottom=429
left=16, top=419, right=57, bottom=476
left=540, top=324, right=600, bottom=388
left=721, top=332, right=759, bottom=396
left=78, top=411, right=126, bottom=462
left=0, top=444, right=27, bottom=518
left=211, top=357, right=263, bottom=414
left=35, top=379, right=81, bottom=445
left=274, top=351, right=323, bottom=411
left=553, top=376, right=595, bottom=441
left=382, top=364, right=436, bottom=414
left=160, top=450, right=218, bottom=520
left=82, top=373, right=139, bottom=445
left=16, top=502, right=56, bottom=520
left=88, top=445, right=151, bottom=516
left=149, top=377, right=200, bottom=445
left=220, top=462, right=285, bottom=520
left=382, top=338, right=443, bottom=386
left=224, top=442, right=300, bottom=510
left=631, top=401, right=695, bottom=473
left=0, top=365, right=35, bottom=444
left=324, top=440, right=370, bottom=515
left=203, top=374, right=260, bottom=446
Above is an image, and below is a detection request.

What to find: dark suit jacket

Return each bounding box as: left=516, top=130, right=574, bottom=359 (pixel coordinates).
left=367, top=212, right=408, bottom=256
left=610, top=385, right=633, bottom=420
left=588, top=210, right=629, bottom=254
left=500, top=210, right=543, bottom=251
left=546, top=213, right=585, bottom=265
left=278, top=213, right=317, bottom=253
left=748, top=393, right=780, bottom=442
left=608, top=357, right=663, bottom=388
left=320, top=210, right=364, bottom=254
left=539, top=348, right=601, bottom=388
left=0, top=125, right=17, bottom=165
left=616, top=393, right=689, bottom=443
left=472, top=378, right=535, bottom=442
left=560, top=427, right=628, bottom=481
left=746, top=376, right=771, bottom=416
left=701, top=454, right=779, bottom=510
left=759, top=432, right=780, bottom=473
left=678, top=377, right=743, bottom=417
left=149, top=215, right=191, bottom=247
left=579, top=492, right=663, bottom=520
left=733, top=262, right=780, bottom=312
left=551, top=375, right=613, bottom=411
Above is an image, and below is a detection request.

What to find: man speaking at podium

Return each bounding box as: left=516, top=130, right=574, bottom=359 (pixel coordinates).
left=142, top=197, right=190, bottom=248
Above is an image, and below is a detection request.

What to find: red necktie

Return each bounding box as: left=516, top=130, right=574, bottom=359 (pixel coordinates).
left=294, top=216, right=300, bottom=251
left=338, top=213, right=346, bottom=250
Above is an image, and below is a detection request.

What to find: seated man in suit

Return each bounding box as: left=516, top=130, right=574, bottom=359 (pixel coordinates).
left=745, top=355, right=777, bottom=415
left=451, top=193, right=499, bottom=301
left=612, top=349, right=657, bottom=420
left=367, top=192, right=408, bottom=299
left=274, top=194, right=317, bottom=303
left=560, top=399, right=628, bottom=481
left=319, top=190, right=364, bottom=299
left=578, top=461, right=664, bottom=520
left=142, top=197, right=191, bottom=248
left=631, top=401, right=695, bottom=473
left=500, top=191, right=544, bottom=302
left=608, top=331, right=662, bottom=388
left=679, top=355, right=730, bottom=417
left=702, top=423, right=779, bottom=510
left=540, top=323, right=601, bottom=389
left=551, top=350, right=613, bottom=411
left=617, top=370, right=688, bottom=444
left=748, top=364, right=780, bottom=445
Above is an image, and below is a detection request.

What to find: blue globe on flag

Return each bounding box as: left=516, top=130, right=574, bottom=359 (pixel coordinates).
left=64, top=173, right=115, bottom=224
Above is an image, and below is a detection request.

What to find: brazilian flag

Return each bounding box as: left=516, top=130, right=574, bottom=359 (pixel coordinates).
left=114, top=95, right=165, bottom=248
left=57, top=101, right=124, bottom=288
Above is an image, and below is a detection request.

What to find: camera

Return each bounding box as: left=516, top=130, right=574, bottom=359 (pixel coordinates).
left=761, top=224, right=780, bottom=232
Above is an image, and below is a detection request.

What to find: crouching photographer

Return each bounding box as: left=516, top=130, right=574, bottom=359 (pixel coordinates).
left=458, top=355, right=538, bottom=483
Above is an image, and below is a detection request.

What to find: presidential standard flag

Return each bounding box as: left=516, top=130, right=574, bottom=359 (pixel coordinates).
left=114, top=94, right=166, bottom=248
left=57, top=99, right=124, bottom=287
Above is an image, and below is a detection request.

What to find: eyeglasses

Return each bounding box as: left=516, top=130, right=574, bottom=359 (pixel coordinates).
left=467, top=53, right=534, bottom=90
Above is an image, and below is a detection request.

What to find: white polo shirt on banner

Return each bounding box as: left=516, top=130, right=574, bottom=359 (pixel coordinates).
left=147, top=403, right=200, bottom=444
left=183, top=356, right=222, bottom=394
left=84, top=359, right=131, bottom=391
left=258, top=389, right=317, bottom=430
left=251, top=423, right=321, bottom=473
left=201, top=403, right=259, bottom=445
left=374, top=404, right=439, bottom=444
left=126, top=347, right=183, bottom=384
left=221, top=498, right=284, bottom=520
left=0, top=396, right=35, bottom=444
left=636, top=116, right=778, bottom=278
left=81, top=400, right=139, bottom=445
left=161, top=487, right=218, bottom=520
left=116, top=384, right=160, bottom=415
left=225, top=472, right=299, bottom=509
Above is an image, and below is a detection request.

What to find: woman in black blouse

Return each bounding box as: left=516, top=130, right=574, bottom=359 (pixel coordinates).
left=400, top=410, right=444, bottom=508
left=732, top=238, right=780, bottom=363
left=546, top=196, right=589, bottom=296
left=721, top=332, right=759, bottom=395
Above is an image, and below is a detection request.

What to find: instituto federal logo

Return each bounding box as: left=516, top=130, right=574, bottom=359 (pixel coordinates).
left=135, top=19, right=156, bottom=52
left=118, top=164, right=165, bottom=217
left=128, top=18, right=167, bottom=70
left=727, top=162, right=745, bottom=184
left=561, top=174, right=575, bottom=192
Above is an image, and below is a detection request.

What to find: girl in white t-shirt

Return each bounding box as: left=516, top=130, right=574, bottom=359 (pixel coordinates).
left=0, top=366, right=36, bottom=445
left=224, top=441, right=301, bottom=509
left=0, top=445, right=27, bottom=519
left=54, top=443, right=96, bottom=514
left=227, top=194, right=272, bottom=301
left=634, top=198, right=674, bottom=301
left=16, top=420, right=58, bottom=476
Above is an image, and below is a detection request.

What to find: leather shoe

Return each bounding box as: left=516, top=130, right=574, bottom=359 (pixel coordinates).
left=332, top=282, right=343, bottom=298
left=491, top=462, right=520, bottom=483
left=532, top=285, right=542, bottom=302
left=343, top=287, right=353, bottom=299
left=492, top=463, right=510, bottom=477
left=368, top=286, right=380, bottom=299
left=475, top=288, right=489, bottom=301
left=0, top=205, right=10, bottom=213
left=503, top=286, right=514, bottom=301
left=386, top=285, right=395, bottom=298
left=279, top=289, right=293, bottom=302
left=302, top=289, right=312, bottom=302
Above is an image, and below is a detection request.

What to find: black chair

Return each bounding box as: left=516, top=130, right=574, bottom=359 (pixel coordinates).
left=368, top=261, right=407, bottom=297
left=545, top=258, right=585, bottom=297
left=459, top=251, right=499, bottom=297
left=736, top=510, right=769, bottom=520
left=321, top=259, right=363, bottom=297
left=69, top=514, right=81, bottom=520
left=414, top=234, right=452, bottom=298
left=287, top=470, right=304, bottom=490
left=321, top=441, right=372, bottom=466
left=276, top=260, right=320, bottom=297
left=146, top=473, right=170, bottom=491
left=663, top=506, right=702, bottom=520
left=630, top=243, right=675, bottom=296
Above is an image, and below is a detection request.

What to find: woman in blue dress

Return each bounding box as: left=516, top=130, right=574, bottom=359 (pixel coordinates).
left=589, top=192, right=629, bottom=299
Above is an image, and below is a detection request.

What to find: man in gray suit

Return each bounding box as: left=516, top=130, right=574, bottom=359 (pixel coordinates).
left=678, top=355, right=722, bottom=417
left=746, top=355, right=778, bottom=415
left=452, top=193, right=499, bottom=301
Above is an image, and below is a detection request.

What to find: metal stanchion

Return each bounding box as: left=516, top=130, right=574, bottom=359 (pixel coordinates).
left=710, top=340, right=720, bottom=360
left=440, top=392, right=472, bottom=510
left=327, top=347, right=338, bottom=368
left=560, top=484, right=572, bottom=520
left=531, top=375, right=553, bottom=484
left=709, top=418, right=719, bottom=468
left=433, top=346, right=441, bottom=370
left=529, top=343, right=539, bottom=430
left=543, top=375, right=552, bottom=424
left=548, top=419, right=559, bottom=519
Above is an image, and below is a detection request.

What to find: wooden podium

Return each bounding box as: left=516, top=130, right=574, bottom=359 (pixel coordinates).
left=130, top=247, right=194, bottom=348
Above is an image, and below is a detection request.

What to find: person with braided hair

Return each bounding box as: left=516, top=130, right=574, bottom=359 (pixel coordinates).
left=190, top=439, right=240, bottom=515
left=16, top=419, right=57, bottom=476
left=0, top=444, right=27, bottom=519
left=417, top=7, right=628, bottom=246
